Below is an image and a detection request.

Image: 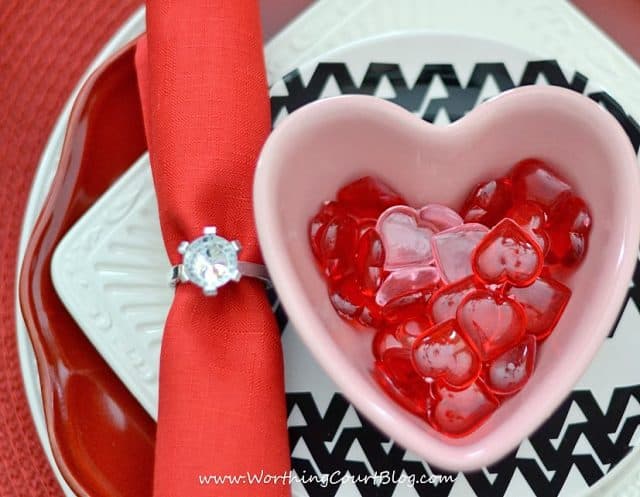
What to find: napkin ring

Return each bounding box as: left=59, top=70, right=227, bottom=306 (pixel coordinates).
left=169, top=226, right=271, bottom=296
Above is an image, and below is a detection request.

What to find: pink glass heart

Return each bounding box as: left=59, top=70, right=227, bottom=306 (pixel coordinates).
left=376, top=206, right=435, bottom=271
left=412, top=320, right=480, bottom=389
left=418, top=204, right=463, bottom=232
left=375, top=266, right=440, bottom=307
left=431, top=223, right=488, bottom=284
left=507, top=275, right=571, bottom=339
left=457, top=290, right=526, bottom=361
left=431, top=380, right=499, bottom=437
left=372, top=328, right=404, bottom=360
left=486, top=335, right=536, bottom=395
left=380, top=292, right=429, bottom=325
left=472, top=218, right=543, bottom=287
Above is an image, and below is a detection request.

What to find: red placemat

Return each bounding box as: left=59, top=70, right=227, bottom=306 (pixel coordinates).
left=573, top=0, right=640, bottom=63
left=0, top=1, right=637, bottom=496
left=0, top=2, right=141, bottom=495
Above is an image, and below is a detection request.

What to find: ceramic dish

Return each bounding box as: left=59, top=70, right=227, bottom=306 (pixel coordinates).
left=19, top=42, right=155, bottom=497
left=14, top=8, right=147, bottom=497
left=254, top=87, right=640, bottom=471
left=48, top=31, right=640, bottom=496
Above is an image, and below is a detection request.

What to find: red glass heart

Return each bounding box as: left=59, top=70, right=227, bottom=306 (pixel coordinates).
left=355, top=228, right=386, bottom=297
left=428, top=276, right=479, bottom=325
left=395, top=316, right=433, bottom=347
left=511, top=158, right=571, bottom=208
left=431, top=223, right=488, bottom=284
left=329, top=275, right=381, bottom=327
left=461, top=178, right=513, bottom=227
left=376, top=206, right=435, bottom=270
left=356, top=218, right=377, bottom=236
left=338, top=176, right=406, bottom=219
left=309, top=201, right=345, bottom=261
left=412, top=320, right=481, bottom=389
left=431, top=380, right=499, bottom=437
left=374, top=348, right=432, bottom=417
left=457, top=290, right=526, bottom=361
left=472, top=218, right=543, bottom=287
left=546, top=192, right=592, bottom=267
left=507, top=275, right=571, bottom=339
left=359, top=303, right=384, bottom=328
left=506, top=201, right=550, bottom=254
left=328, top=275, right=365, bottom=322
left=316, top=212, right=359, bottom=282
left=486, top=335, right=536, bottom=395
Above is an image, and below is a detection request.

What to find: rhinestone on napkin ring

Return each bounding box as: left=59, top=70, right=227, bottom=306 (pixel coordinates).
left=169, top=226, right=271, bottom=296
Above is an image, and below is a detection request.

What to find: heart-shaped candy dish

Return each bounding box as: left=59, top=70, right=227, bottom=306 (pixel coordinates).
left=254, top=86, right=640, bottom=471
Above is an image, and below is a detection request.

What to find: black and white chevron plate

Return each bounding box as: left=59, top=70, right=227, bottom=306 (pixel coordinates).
left=268, top=33, right=640, bottom=497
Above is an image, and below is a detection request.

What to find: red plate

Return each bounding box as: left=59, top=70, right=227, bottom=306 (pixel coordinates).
left=18, top=43, right=155, bottom=497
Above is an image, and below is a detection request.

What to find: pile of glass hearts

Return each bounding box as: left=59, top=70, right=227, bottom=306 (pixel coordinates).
left=309, top=159, right=592, bottom=437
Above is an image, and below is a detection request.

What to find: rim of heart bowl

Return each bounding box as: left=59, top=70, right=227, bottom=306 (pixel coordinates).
left=253, top=86, right=640, bottom=472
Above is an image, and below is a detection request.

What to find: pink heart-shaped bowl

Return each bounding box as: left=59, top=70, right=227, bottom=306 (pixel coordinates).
left=254, top=86, right=640, bottom=471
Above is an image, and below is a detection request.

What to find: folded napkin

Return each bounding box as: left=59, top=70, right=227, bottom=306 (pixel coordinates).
left=135, top=2, right=290, bottom=496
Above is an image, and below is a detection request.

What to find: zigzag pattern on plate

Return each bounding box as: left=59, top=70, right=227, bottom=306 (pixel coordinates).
left=284, top=387, right=640, bottom=497
left=270, top=60, right=640, bottom=152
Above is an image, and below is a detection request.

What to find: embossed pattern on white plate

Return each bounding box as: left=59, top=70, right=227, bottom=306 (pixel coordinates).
left=52, top=157, right=170, bottom=415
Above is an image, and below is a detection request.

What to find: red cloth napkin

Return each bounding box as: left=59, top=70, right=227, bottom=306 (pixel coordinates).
left=135, top=2, right=290, bottom=496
